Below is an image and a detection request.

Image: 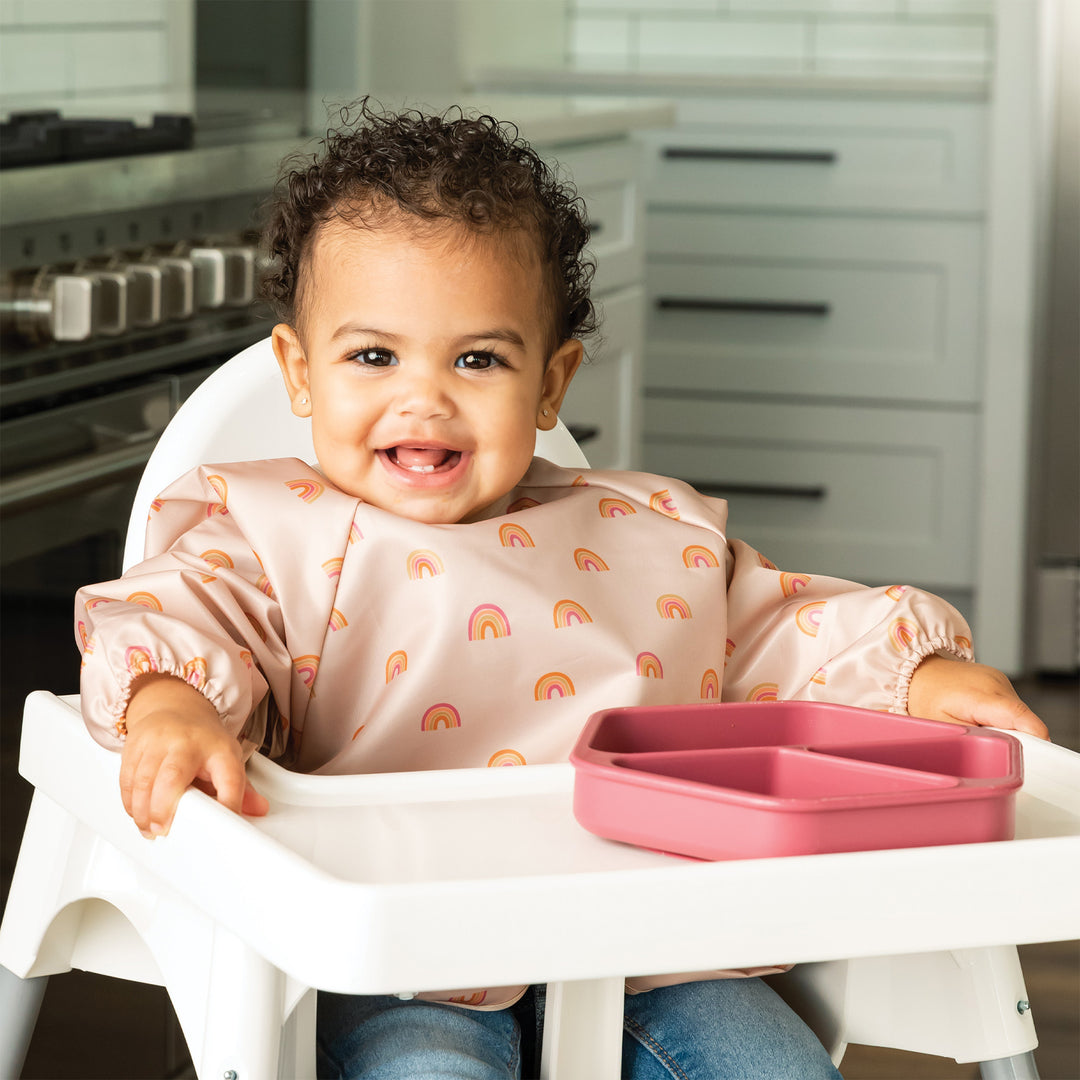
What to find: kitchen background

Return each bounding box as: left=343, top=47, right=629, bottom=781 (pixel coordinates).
left=1, top=1, right=1076, bottom=1077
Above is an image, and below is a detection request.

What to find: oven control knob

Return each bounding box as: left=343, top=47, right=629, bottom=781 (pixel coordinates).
left=137, top=248, right=195, bottom=320
left=188, top=243, right=256, bottom=308
left=108, top=256, right=163, bottom=328
left=0, top=266, right=98, bottom=342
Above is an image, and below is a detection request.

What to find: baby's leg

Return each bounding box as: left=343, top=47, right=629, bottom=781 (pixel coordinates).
left=621, top=977, right=842, bottom=1080
left=316, top=992, right=522, bottom=1080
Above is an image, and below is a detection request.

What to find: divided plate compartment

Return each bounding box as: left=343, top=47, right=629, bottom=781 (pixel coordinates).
left=569, top=702, right=1023, bottom=860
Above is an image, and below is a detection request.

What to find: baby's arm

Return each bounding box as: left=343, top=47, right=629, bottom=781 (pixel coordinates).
left=907, top=655, right=1049, bottom=739
left=120, top=673, right=268, bottom=838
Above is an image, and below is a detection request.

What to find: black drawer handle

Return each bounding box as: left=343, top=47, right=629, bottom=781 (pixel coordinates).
left=663, top=147, right=838, bottom=165
left=567, top=424, right=601, bottom=446
left=690, top=481, right=827, bottom=501
left=657, top=298, right=831, bottom=318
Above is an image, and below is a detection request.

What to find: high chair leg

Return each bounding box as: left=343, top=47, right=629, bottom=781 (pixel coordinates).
left=980, top=1051, right=1040, bottom=1080
left=0, top=966, right=48, bottom=1080
left=540, top=976, right=624, bottom=1080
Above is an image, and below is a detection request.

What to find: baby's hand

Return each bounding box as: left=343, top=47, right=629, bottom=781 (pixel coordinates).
left=907, top=655, right=1049, bottom=739
left=120, top=673, right=268, bottom=838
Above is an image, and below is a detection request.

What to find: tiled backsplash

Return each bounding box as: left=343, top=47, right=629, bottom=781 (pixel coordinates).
left=0, top=0, right=194, bottom=120
left=568, top=0, right=994, bottom=79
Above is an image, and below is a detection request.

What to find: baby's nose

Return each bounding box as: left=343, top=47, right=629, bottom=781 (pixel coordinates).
left=394, top=368, right=454, bottom=419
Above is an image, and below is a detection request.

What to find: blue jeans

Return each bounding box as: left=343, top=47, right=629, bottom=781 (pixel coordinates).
left=316, top=979, right=843, bottom=1079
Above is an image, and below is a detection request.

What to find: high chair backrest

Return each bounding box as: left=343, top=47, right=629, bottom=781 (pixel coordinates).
left=122, top=336, right=590, bottom=571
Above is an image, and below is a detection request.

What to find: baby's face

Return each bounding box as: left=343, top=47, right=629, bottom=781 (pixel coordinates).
left=273, top=216, right=581, bottom=524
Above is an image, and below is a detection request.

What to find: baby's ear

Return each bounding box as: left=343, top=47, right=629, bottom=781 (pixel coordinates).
left=272, top=324, right=312, bottom=418
left=537, top=338, right=584, bottom=429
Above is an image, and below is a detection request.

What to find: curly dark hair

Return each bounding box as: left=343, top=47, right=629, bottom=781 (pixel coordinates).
left=261, top=99, right=597, bottom=347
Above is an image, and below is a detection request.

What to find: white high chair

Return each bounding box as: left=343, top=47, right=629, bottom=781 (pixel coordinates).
left=2, top=337, right=1079, bottom=1080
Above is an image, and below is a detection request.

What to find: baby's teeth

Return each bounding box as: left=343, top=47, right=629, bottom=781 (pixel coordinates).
left=407, top=464, right=435, bottom=473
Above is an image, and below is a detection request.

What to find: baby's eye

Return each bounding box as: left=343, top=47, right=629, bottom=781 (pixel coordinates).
left=455, top=351, right=505, bottom=372
left=349, top=348, right=396, bottom=368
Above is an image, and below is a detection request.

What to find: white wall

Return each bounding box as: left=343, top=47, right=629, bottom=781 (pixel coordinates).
left=567, top=0, right=994, bottom=78
left=0, top=0, right=194, bottom=121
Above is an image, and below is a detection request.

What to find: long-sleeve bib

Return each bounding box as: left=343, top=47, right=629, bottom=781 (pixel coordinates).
left=77, top=457, right=974, bottom=1007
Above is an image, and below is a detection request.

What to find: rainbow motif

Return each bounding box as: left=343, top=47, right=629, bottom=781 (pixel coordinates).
left=328, top=608, right=348, bottom=632
left=199, top=573, right=217, bottom=585
left=407, top=549, right=444, bottom=580
left=183, top=656, right=208, bottom=689
left=811, top=666, right=828, bottom=686
left=649, top=489, right=680, bottom=519
left=886, top=585, right=907, bottom=601
left=285, top=478, right=324, bottom=503
left=598, top=497, right=637, bottom=518
left=206, top=502, right=228, bottom=518
left=351, top=725, right=366, bottom=741
left=725, top=638, right=736, bottom=662
left=889, top=617, right=918, bottom=653
left=571, top=475, right=589, bottom=487
left=758, top=552, right=778, bottom=570
left=553, top=598, right=592, bottom=628
left=747, top=683, right=779, bottom=703
left=125, top=591, right=162, bottom=611
left=150, top=498, right=164, bottom=514
left=487, top=749, right=527, bottom=767
left=573, top=547, right=610, bottom=572
left=700, top=668, right=720, bottom=699
left=385, top=649, right=408, bottom=682
left=76, top=620, right=89, bottom=650
left=779, top=572, right=811, bottom=598
left=468, top=603, right=511, bottom=641
left=656, top=593, right=692, bottom=620
left=246, top=613, right=268, bottom=642
left=795, top=601, right=826, bottom=637
left=207, top=474, right=228, bottom=504
left=323, top=557, right=344, bottom=580
left=449, top=991, right=488, bottom=1006
left=84, top=597, right=113, bottom=611
left=421, top=702, right=461, bottom=731
left=682, top=545, right=720, bottom=569
left=534, top=671, right=576, bottom=699
left=498, top=522, right=535, bottom=548
left=956, top=635, right=972, bottom=651
left=80, top=637, right=94, bottom=668
left=256, top=575, right=276, bottom=598
left=239, top=649, right=253, bottom=669
left=508, top=497, right=540, bottom=512
left=200, top=549, right=233, bottom=569
left=636, top=651, right=664, bottom=678
left=293, top=654, right=320, bottom=692
left=348, top=520, right=363, bottom=544
left=125, top=646, right=157, bottom=676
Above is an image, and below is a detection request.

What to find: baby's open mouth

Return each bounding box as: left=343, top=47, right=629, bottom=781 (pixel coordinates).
left=387, top=446, right=463, bottom=473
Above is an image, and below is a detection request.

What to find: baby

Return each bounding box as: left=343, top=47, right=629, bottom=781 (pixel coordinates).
left=75, top=102, right=1047, bottom=1080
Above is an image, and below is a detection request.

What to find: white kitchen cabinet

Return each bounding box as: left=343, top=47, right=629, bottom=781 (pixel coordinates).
left=550, top=136, right=646, bottom=470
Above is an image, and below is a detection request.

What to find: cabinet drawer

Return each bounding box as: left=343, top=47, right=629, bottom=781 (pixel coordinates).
left=554, top=138, right=643, bottom=296
left=560, top=285, right=643, bottom=471
left=643, top=396, right=977, bottom=588
left=645, top=210, right=982, bottom=404
left=639, top=96, right=986, bottom=215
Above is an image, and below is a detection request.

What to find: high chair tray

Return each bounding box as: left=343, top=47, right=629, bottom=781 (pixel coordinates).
left=570, top=702, right=1023, bottom=860
left=11, top=692, right=1079, bottom=999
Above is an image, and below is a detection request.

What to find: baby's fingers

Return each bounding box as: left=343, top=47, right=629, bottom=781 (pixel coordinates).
left=949, top=693, right=1049, bottom=740
left=193, top=751, right=251, bottom=816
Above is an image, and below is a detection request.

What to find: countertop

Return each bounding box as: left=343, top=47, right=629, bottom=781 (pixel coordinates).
left=475, top=67, right=990, bottom=102
left=0, top=95, right=674, bottom=227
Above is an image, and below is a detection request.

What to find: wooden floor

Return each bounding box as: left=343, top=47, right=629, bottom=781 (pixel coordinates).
left=3, top=592, right=1077, bottom=1078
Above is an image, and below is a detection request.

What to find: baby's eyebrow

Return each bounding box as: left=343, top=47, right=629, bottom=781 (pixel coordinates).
left=456, top=328, right=526, bottom=349
left=330, top=323, right=397, bottom=343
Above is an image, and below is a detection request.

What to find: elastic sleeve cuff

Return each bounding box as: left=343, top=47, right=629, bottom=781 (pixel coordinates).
left=892, top=635, right=975, bottom=715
